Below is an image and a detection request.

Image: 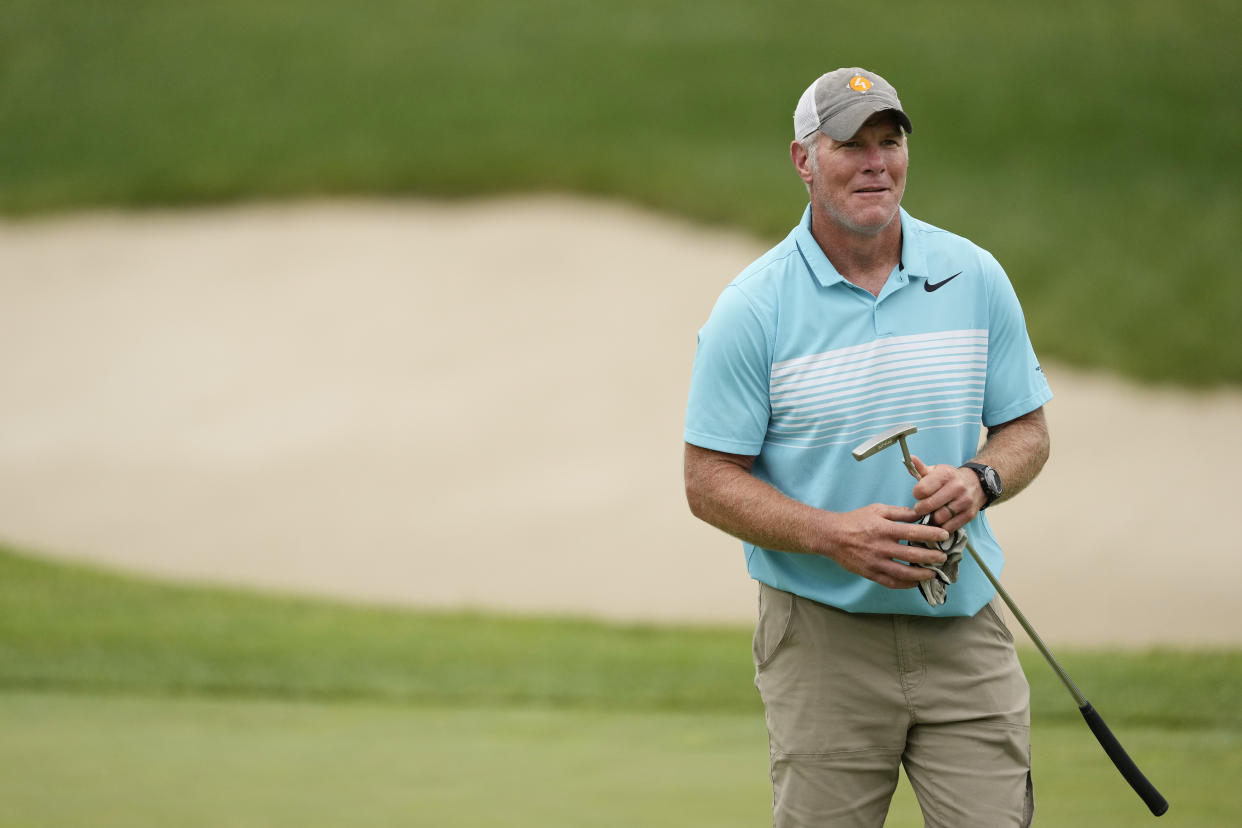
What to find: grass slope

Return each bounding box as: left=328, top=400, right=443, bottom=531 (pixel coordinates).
left=2, top=545, right=1240, bottom=825
left=2, top=1, right=1240, bottom=384
left=2, top=545, right=1239, bottom=727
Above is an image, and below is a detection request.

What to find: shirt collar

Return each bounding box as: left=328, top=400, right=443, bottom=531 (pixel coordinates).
left=793, top=205, right=926, bottom=290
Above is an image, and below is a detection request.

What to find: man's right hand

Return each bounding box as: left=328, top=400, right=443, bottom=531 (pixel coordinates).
left=813, top=504, right=951, bottom=590
left=685, top=443, right=950, bottom=591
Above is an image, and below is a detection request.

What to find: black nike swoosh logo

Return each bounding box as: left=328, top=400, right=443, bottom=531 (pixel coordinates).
left=924, top=272, right=961, bottom=292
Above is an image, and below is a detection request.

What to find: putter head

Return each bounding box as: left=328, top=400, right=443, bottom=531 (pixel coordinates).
left=851, top=423, right=918, bottom=462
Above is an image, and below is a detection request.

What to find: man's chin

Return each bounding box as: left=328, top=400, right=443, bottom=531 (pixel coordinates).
left=815, top=198, right=902, bottom=237
left=838, top=210, right=899, bottom=236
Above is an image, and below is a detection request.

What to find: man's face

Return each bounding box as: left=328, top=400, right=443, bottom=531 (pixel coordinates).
left=804, top=112, right=908, bottom=236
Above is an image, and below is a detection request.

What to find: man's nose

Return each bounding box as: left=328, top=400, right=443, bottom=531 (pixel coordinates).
left=863, top=145, right=886, bottom=171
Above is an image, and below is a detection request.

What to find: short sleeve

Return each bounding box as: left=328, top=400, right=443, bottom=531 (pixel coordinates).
left=979, top=252, right=1053, bottom=426
left=684, top=285, right=773, bottom=455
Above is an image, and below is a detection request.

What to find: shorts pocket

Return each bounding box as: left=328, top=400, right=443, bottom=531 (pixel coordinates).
left=753, top=584, right=796, bottom=670
left=981, top=596, right=1016, bottom=644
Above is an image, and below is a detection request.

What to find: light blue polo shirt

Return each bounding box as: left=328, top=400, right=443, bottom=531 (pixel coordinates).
left=685, top=205, right=1052, bottom=617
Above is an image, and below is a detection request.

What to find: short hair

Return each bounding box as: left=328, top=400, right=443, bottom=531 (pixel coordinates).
left=798, top=132, right=820, bottom=194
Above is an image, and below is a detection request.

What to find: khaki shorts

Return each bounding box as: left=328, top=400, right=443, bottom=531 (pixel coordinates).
left=753, top=583, right=1034, bottom=828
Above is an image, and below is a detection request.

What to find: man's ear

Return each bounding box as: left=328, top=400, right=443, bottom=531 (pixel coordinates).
left=790, top=140, right=814, bottom=187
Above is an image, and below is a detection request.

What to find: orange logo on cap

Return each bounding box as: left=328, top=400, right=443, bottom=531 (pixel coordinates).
left=849, top=75, right=873, bottom=92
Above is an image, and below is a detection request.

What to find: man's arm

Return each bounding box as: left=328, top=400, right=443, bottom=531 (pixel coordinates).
left=684, top=443, right=951, bottom=590
left=910, top=406, right=1051, bottom=532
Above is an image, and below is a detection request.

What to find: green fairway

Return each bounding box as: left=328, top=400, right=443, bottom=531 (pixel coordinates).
left=1, top=692, right=1238, bottom=827
left=2, top=546, right=1240, bottom=824
left=2, top=0, right=1239, bottom=384
left=0, top=693, right=771, bottom=827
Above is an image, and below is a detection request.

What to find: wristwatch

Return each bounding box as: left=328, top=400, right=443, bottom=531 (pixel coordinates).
left=961, top=462, right=1003, bottom=508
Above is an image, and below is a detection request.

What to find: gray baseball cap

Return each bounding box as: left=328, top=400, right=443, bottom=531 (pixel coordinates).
left=793, top=67, right=913, bottom=141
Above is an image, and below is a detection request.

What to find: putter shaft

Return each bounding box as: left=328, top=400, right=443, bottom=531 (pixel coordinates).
left=961, top=539, right=1086, bottom=706
left=890, top=434, right=1087, bottom=705
left=854, top=426, right=1168, bottom=816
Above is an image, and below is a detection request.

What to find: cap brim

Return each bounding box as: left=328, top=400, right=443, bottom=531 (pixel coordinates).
left=819, top=103, right=913, bottom=142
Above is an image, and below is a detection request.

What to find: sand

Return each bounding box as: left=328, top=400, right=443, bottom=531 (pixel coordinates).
left=2, top=196, right=1238, bottom=646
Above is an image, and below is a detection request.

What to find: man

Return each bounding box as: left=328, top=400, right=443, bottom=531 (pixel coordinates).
left=683, top=67, right=1051, bottom=827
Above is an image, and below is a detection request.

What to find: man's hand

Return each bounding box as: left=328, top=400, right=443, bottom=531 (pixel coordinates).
left=686, top=443, right=954, bottom=591
left=909, top=456, right=984, bottom=533
left=813, top=503, right=952, bottom=590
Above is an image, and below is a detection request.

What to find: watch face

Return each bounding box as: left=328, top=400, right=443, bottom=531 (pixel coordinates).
left=984, top=468, right=1001, bottom=494
left=965, top=463, right=1002, bottom=502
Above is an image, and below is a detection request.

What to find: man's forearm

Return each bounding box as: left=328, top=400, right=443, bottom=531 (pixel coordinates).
left=974, top=407, right=1050, bottom=506
left=684, top=447, right=823, bottom=556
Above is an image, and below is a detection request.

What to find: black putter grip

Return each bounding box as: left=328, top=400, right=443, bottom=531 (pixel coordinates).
left=1078, top=702, right=1169, bottom=816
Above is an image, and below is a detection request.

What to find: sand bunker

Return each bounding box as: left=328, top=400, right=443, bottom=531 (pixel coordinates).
left=1, top=196, right=1238, bottom=646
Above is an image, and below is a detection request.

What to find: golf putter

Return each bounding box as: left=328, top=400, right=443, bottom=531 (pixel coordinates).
left=852, top=424, right=1169, bottom=817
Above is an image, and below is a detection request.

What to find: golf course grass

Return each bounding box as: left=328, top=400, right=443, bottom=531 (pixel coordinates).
left=2, top=546, right=1239, bottom=825
left=3, top=693, right=1237, bottom=827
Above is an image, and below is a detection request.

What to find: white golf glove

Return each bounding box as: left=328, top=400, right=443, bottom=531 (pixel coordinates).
left=911, top=514, right=967, bottom=607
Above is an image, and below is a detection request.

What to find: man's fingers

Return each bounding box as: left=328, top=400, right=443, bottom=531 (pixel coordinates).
left=910, top=456, right=946, bottom=499
left=896, top=519, right=950, bottom=548
left=873, top=559, right=939, bottom=588
left=834, top=504, right=952, bottom=587
left=895, top=540, right=947, bottom=566
left=907, top=520, right=949, bottom=542
left=873, top=504, right=951, bottom=545
left=877, top=504, right=926, bottom=524
left=912, top=466, right=975, bottom=520
left=936, top=513, right=967, bottom=533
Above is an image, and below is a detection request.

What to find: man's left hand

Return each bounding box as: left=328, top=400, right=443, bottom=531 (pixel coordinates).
left=910, top=455, right=984, bottom=533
